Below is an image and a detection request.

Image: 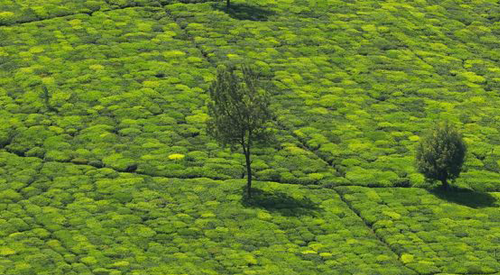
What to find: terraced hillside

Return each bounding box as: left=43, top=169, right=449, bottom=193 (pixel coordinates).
left=0, top=0, right=499, bottom=274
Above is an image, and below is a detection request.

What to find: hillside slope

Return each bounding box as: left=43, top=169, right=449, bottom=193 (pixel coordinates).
left=0, top=151, right=498, bottom=274
left=1, top=0, right=500, bottom=274
left=1, top=0, right=500, bottom=190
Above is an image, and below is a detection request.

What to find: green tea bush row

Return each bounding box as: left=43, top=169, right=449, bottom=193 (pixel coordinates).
left=0, top=7, right=334, bottom=184
left=0, top=151, right=414, bottom=274
left=168, top=0, right=500, bottom=190
left=0, top=0, right=227, bottom=26
left=0, top=0, right=110, bottom=25
left=4, top=0, right=500, bottom=189
left=337, top=186, right=500, bottom=274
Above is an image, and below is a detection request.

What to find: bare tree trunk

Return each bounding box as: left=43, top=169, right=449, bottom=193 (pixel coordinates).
left=245, top=147, right=252, bottom=198
left=226, top=0, right=230, bottom=9
left=441, top=178, right=449, bottom=190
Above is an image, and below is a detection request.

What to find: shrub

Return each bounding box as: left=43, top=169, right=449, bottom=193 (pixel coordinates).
left=0, top=12, right=15, bottom=25
left=102, top=154, right=137, bottom=172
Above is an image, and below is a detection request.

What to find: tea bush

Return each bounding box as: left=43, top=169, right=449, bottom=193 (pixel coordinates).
left=337, top=186, right=500, bottom=274
left=0, top=152, right=416, bottom=274
left=168, top=0, right=500, bottom=190
left=2, top=0, right=500, bottom=272
left=0, top=7, right=334, bottom=184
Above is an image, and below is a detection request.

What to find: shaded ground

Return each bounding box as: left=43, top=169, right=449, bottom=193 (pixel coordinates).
left=241, top=187, right=322, bottom=216
left=429, top=186, right=498, bottom=208
left=212, top=2, right=276, bottom=21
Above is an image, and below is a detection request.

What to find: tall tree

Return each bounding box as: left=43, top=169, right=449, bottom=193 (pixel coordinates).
left=206, top=65, right=274, bottom=197
left=416, top=121, right=467, bottom=190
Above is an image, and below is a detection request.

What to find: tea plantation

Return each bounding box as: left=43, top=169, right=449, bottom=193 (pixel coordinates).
left=0, top=0, right=499, bottom=274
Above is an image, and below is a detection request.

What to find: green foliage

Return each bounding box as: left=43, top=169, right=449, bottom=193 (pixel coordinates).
left=0, top=7, right=333, bottom=184
left=206, top=65, right=274, bottom=150
left=1, top=0, right=500, bottom=273
left=206, top=65, right=275, bottom=196
left=416, top=122, right=467, bottom=189
left=0, top=154, right=418, bottom=274
left=166, top=0, right=500, bottom=190
left=338, top=187, right=500, bottom=274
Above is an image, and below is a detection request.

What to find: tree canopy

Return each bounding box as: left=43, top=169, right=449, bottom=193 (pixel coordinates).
left=416, top=121, right=467, bottom=189
left=206, top=65, right=274, bottom=197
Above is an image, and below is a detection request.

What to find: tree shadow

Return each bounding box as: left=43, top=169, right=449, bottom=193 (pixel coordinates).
left=212, top=3, right=276, bottom=21
left=241, top=187, right=322, bottom=216
left=428, top=186, right=498, bottom=209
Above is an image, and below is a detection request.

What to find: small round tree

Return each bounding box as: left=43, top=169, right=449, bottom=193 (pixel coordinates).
left=416, top=121, right=467, bottom=190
